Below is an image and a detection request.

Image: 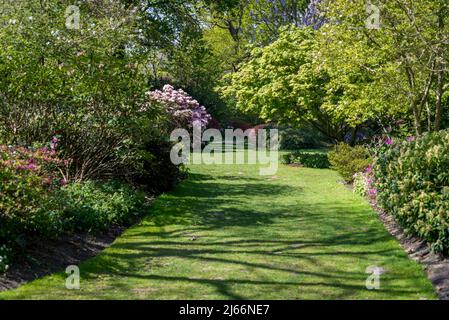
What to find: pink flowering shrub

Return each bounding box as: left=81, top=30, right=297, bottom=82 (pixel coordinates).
left=0, top=141, right=69, bottom=188
left=143, top=84, right=211, bottom=129
left=373, top=130, right=449, bottom=254
left=0, top=138, right=69, bottom=249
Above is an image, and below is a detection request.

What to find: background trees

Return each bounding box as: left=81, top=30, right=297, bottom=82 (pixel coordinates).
left=220, top=0, right=449, bottom=140
left=1, top=0, right=448, bottom=146
left=321, top=0, right=449, bottom=136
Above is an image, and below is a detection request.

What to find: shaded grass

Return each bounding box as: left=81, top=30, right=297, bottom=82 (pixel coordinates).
left=0, top=157, right=436, bottom=299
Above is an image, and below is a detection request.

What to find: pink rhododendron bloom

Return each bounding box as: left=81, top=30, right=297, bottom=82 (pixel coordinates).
left=143, top=84, right=211, bottom=129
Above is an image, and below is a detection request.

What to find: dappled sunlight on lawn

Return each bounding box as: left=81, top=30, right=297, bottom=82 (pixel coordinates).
left=0, top=158, right=436, bottom=300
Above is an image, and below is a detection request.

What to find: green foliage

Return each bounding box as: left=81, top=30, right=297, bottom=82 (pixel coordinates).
left=0, top=0, right=167, bottom=181
left=221, top=27, right=315, bottom=124
left=353, top=172, right=370, bottom=198
left=328, top=143, right=371, bottom=182
left=220, top=26, right=369, bottom=140
left=373, top=130, right=449, bottom=254
left=0, top=144, right=147, bottom=267
left=282, top=151, right=330, bottom=169
left=0, top=245, right=11, bottom=273
left=57, top=181, right=146, bottom=233
left=321, top=0, right=449, bottom=135
left=280, top=127, right=329, bottom=150
left=120, top=137, right=187, bottom=193
left=0, top=145, right=66, bottom=250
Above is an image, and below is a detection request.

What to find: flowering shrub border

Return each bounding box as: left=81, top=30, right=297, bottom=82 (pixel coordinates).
left=373, top=131, right=449, bottom=254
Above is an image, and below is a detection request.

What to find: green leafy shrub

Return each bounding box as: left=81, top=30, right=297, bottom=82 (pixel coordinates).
left=57, top=181, right=146, bottom=233
left=282, top=151, right=330, bottom=168
left=281, top=154, right=293, bottom=165
left=280, top=127, right=329, bottom=150
left=120, top=136, right=187, bottom=193
left=0, top=1, right=165, bottom=182
left=373, top=131, right=449, bottom=254
left=328, top=143, right=371, bottom=182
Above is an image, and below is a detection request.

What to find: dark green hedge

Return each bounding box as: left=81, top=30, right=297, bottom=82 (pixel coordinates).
left=282, top=151, right=330, bottom=169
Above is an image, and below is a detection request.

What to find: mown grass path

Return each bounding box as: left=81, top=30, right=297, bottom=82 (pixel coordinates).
left=0, top=158, right=436, bottom=299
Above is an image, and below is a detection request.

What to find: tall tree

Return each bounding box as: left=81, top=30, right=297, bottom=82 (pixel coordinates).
left=321, top=0, right=449, bottom=135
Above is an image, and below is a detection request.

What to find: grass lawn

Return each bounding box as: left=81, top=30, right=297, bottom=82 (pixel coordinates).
left=0, top=152, right=436, bottom=299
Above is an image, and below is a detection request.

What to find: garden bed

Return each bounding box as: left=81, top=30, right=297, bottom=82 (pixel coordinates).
left=365, top=194, right=449, bottom=300
left=0, top=217, right=142, bottom=292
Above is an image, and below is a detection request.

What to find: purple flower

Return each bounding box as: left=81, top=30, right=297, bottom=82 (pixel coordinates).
left=365, top=165, right=373, bottom=174
left=145, top=84, right=211, bottom=129
left=385, top=138, right=393, bottom=146
left=406, top=136, right=415, bottom=142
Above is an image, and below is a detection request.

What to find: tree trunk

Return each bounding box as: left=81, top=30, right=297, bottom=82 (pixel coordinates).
left=435, top=6, right=446, bottom=132
left=412, top=102, right=423, bottom=136
left=425, top=101, right=433, bottom=132
left=349, top=126, right=358, bottom=146
left=435, top=68, right=444, bottom=131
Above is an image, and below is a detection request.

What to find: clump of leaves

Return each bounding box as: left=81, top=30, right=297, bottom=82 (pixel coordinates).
left=328, top=143, right=371, bottom=182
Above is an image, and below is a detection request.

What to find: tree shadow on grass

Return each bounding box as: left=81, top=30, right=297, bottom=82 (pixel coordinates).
left=76, top=173, right=429, bottom=299
left=145, top=173, right=300, bottom=228
left=85, top=229, right=421, bottom=299
left=81, top=198, right=424, bottom=299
